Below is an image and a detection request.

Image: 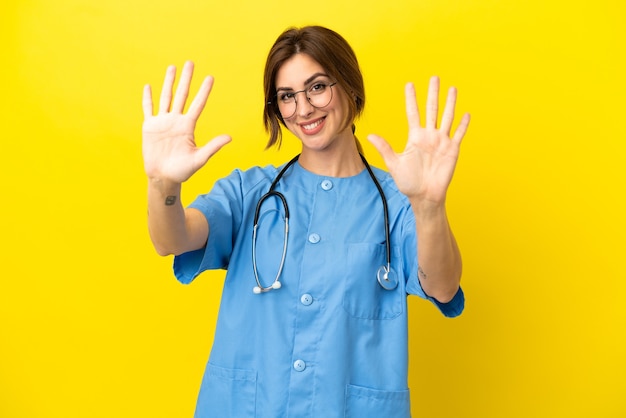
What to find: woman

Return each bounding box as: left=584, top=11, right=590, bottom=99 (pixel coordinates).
left=142, top=26, right=470, bottom=418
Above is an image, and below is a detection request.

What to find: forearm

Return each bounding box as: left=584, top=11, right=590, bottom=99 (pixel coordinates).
left=147, top=178, right=207, bottom=256
left=411, top=200, right=462, bottom=303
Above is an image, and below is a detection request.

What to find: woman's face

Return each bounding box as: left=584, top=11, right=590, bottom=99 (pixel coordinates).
left=274, top=53, right=352, bottom=153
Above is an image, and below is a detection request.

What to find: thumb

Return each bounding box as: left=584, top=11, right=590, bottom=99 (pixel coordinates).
left=367, top=134, right=397, bottom=169
left=194, top=134, right=232, bottom=168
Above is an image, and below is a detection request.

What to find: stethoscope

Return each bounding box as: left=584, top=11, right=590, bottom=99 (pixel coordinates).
left=252, top=154, right=398, bottom=294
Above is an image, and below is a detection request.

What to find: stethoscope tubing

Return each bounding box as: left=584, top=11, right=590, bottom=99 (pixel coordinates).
left=359, top=154, right=391, bottom=274
left=252, top=154, right=395, bottom=293
left=252, top=156, right=298, bottom=293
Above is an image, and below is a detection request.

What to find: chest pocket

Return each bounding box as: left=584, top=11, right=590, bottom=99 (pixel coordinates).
left=342, top=243, right=404, bottom=320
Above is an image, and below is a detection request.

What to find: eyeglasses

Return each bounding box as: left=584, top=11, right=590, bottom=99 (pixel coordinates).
left=269, top=81, right=337, bottom=119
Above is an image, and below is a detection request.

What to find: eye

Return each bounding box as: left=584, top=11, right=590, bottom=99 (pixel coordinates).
left=309, top=83, right=327, bottom=94
left=278, top=92, right=295, bottom=102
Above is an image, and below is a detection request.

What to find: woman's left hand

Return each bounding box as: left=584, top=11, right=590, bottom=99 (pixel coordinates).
left=368, top=77, right=470, bottom=210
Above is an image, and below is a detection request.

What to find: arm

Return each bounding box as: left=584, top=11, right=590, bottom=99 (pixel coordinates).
left=410, top=199, right=462, bottom=303
left=146, top=179, right=208, bottom=256
left=368, top=77, right=470, bottom=303
left=142, top=61, right=231, bottom=256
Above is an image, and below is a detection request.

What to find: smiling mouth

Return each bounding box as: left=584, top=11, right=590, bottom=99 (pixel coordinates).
left=301, top=117, right=325, bottom=131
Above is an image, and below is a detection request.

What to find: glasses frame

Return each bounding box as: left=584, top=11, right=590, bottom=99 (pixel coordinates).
left=269, top=81, right=337, bottom=119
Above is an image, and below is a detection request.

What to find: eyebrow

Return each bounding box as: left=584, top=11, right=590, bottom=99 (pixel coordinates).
left=276, top=72, right=330, bottom=92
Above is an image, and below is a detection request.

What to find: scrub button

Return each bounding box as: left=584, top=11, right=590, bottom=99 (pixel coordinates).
left=321, top=180, right=333, bottom=191
left=293, top=359, right=306, bottom=372
left=308, top=233, right=321, bottom=244
left=300, top=294, right=313, bottom=306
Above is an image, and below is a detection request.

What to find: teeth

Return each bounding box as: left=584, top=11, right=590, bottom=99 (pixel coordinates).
left=303, top=119, right=322, bottom=130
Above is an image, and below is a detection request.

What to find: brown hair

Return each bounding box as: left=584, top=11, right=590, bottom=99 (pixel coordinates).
left=263, top=26, right=365, bottom=149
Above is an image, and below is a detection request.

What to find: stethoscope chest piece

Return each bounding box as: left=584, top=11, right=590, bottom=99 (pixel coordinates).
left=376, top=266, right=398, bottom=290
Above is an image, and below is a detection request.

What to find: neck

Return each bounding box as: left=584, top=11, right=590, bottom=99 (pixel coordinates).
left=298, top=140, right=364, bottom=177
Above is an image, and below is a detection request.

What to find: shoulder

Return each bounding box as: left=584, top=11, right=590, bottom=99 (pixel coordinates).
left=367, top=163, right=415, bottom=227
left=216, top=164, right=281, bottom=195
left=368, top=165, right=406, bottom=201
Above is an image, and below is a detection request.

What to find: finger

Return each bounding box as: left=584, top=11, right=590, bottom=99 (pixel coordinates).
left=158, top=65, right=176, bottom=114
left=194, top=134, right=233, bottom=168
left=440, top=87, right=457, bottom=136
left=187, top=76, right=215, bottom=120
left=451, top=113, right=471, bottom=145
left=142, top=84, right=153, bottom=119
left=426, top=76, right=440, bottom=129
left=172, top=61, right=194, bottom=114
left=367, top=134, right=398, bottom=169
left=404, top=82, right=421, bottom=131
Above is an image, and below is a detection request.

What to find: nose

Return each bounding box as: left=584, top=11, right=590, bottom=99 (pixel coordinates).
left=294, top=91, right=314, bottom=117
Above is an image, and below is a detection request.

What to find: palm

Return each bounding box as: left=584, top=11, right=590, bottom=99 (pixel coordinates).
left=142, top=62, right=231, bottom=183
left=143, top=110, right=203, bottom=182
left=368, top=77, right=470, bottom=206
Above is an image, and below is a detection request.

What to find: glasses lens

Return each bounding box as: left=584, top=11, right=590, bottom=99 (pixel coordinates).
left=276, top=93, right=296, bottom=119
left=308, top=82, right=333, bottom=109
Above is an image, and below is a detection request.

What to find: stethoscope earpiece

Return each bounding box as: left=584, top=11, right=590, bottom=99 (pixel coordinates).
left=252, top=281, right=281, bottom=294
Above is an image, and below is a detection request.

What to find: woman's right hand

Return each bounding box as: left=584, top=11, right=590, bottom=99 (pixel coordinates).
left=142, top=61, right=231, bottom=184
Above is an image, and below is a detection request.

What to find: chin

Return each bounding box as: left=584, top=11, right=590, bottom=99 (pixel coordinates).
left=298, top=135, right=335, bottom=152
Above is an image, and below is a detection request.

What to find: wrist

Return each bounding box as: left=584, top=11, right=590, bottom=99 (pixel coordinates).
left=409, top=197, right=447, bottom=223
left=148, top=177, right=182, bottom=196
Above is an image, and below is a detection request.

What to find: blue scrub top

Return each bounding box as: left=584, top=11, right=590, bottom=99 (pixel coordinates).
left=174, top=161, right=464, bottom=418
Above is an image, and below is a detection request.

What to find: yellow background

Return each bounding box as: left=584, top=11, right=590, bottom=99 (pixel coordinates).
left=2, top=0, right=625, bottom=417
